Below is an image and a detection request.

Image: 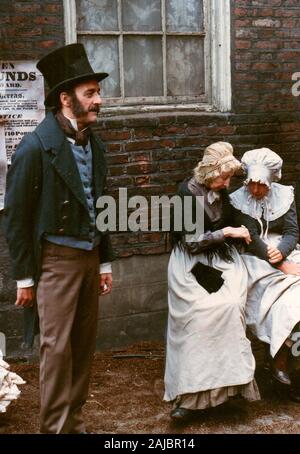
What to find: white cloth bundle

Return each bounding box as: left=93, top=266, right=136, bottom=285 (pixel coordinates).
left=0, top=350, right=25, bottom=413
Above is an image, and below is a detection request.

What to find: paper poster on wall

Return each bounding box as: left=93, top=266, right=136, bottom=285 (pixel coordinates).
left=0, top=61, right=45, bottom=209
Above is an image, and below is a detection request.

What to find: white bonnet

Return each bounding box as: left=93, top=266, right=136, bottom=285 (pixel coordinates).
left=242, top=148, right=282, bottom=188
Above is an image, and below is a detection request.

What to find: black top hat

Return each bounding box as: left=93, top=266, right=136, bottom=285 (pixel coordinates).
left=37, top=43, right=108, bottom=107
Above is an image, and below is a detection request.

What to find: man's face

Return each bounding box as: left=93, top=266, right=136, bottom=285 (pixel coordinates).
left=70, top=79, right=102, bottom=128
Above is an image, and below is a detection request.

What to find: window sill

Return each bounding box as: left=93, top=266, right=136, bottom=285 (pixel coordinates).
left=99, top=102, right=218, bottom=118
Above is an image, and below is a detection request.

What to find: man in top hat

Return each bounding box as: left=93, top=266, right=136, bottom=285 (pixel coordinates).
left=4, top=43, right=115, bottom=434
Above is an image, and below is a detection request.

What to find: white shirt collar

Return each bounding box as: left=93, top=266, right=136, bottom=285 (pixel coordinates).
left=62, top=114, right=91, bottom=147
left=230, top=183, right=294, bottom=221
left=63, top=114, right=78, bottom=131
left=207, top=190, right=221, bottom=205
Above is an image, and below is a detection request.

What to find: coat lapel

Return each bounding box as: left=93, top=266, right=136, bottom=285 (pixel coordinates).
left=51, top=140, right=89, bottom=211
left=90, top=133, right=107, bottom=200
left=35, top=112, right=89, bottom=211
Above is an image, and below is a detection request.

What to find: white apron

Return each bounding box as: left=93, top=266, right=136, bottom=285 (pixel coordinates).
left=164, top=246, right=256, bottom=402
left=242, top=234, right=300, bottom=358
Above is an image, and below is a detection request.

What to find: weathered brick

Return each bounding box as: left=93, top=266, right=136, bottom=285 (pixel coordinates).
left=129, top=153, right=151, bottom=163
left=43, top=4, right=62, bottom=13
left=106, top=154, right=129, bottom=165
left=236, top=40, right=252, bottom=49
left=159, top=139, right=175, bottom=149
left=215, top=126, right=236, bottom=135
left=140, top=232, right=164, bottom=243
left=152, top=150, right=186, bottom=161
left=236, top=29, right=258, bottom=39
left=159, top=161, right=190, bottom=172
left=254, top=40, right=280, bottom=49
left=125, top=140, right=159, bottom=152
left=135, top=176, right=151, bottom=186
left=100, top=130, right=131, bottom=141
left=34, top=16, right=61, bottom=25
left=252, top=62, right=280, bottom=71
left=161, top=183, right=178, bottom=194
left=14, top=3, right=41, bottom=13
left=37, top=40, right=58, bottom=49
left=107, top=176, right=133, bottom=187
left=235, top=8, right=249, bottom=17
left=126, top=162, right=157, bottom=175
left=235, top=19, right=252, bottom=27
left=108, top=166, right=126, bottom=177
left=105, top=143, right=122, bottom=153
left=18, top=28, right=42, bottom=38
left=176, top=137, right=202, bottom=148
left=282, top=0, right=299, bottom=5
left=134, top=128, right=154, bottom=139
left=259, top=8, right=274, bottom=17
left=252, top=18, right=281, bottom=27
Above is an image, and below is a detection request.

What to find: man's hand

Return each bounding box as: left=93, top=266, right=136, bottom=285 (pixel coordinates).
left=99, top=273, right=112, bottom=296
left=267, top=246, right=284, bottom=264
left=277, top=261, right=300, bottom=276
left=15, top=287, right=35, bottom=307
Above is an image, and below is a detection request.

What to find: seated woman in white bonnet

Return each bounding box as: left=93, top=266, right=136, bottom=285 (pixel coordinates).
left=164, top=142, right=260, bottom=422
left=230, top=148, right=300, bottom=400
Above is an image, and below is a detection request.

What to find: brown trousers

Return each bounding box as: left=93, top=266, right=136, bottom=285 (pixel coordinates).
left=37, top=242, right=99, bottom=434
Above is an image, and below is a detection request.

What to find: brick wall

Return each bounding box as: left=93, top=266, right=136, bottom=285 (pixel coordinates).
left=96, top=110, right=300, bottom=257
left=0, top=0, right=64, bottom=59
left=233, top=0, right=300, bottom=114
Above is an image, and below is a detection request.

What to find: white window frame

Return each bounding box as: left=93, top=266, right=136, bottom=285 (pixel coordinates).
left=63, top=0, right=231, bottom=113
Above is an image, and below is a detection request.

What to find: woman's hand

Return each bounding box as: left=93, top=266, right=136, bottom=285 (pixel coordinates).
left=276, top=261, right=300, bottom=276
left=222, top=226, right=252, bottom=245
left=267, top=246, right=284, bottom=264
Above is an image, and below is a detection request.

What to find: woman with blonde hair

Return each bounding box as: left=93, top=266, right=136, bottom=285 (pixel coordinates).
left=164, top=142, right=260, bottom=421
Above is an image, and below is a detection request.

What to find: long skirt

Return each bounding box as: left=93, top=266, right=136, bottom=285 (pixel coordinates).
left=164, top=246, right=260, bottom=408
left=242, top=238, right=300, bottom=358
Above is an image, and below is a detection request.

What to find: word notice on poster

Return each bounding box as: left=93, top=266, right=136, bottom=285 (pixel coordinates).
left=0, top=61, right=45, bottom=209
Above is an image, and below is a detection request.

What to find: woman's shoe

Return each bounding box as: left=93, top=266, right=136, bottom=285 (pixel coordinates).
left=263, top=344, right=272, bottom=372
left=272, top=344, right=291, bottom=385
left=272, top=367, right=292, bottom=386
left=170, top=407, right=192, bottom=421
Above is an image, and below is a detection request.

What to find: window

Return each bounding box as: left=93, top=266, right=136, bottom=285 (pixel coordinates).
left=64, top=0, right=231, bottom=112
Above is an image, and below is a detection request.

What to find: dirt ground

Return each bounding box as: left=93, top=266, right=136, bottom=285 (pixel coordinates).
left=1, top=341, right=300, bottom=434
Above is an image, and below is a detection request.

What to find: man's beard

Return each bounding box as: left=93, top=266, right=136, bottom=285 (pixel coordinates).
left=70, top=92, right=99, bottom=125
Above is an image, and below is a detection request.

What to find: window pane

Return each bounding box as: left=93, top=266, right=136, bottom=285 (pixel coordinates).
left=122, top=0, right=161, bottom=32
left=77, top=0, right=118, bottom=31
left=78, top=36, right=120, bottom=98
left=166, top=0, right=204, bottom=32
left=167, top=37, right=204, bottom=96
left=124, top=37, right=163, bottom=97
